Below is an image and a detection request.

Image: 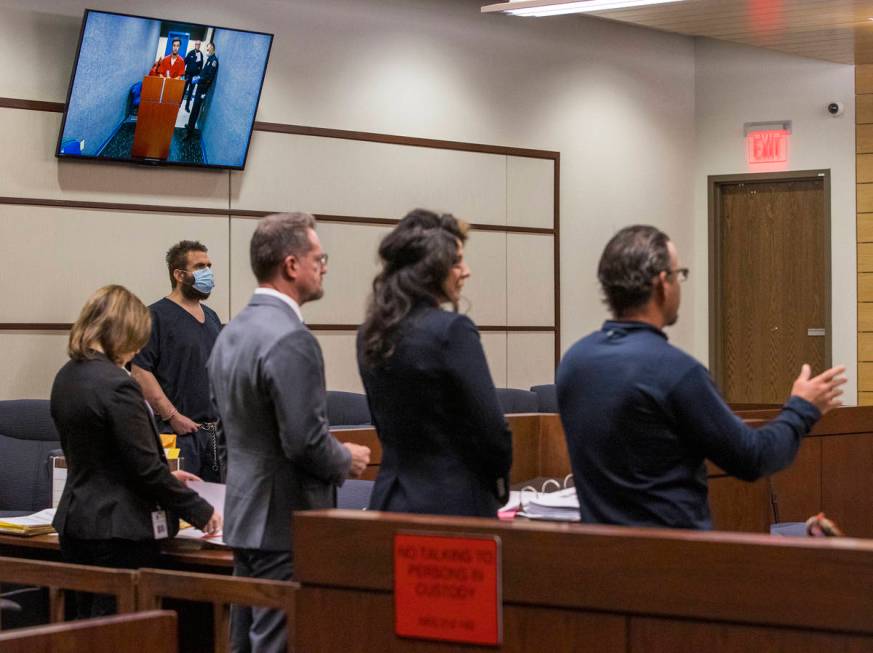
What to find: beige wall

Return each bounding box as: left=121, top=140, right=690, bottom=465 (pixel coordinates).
left=693, top=38, right=857, bottom=402
left=0, top=0, right=705, bottom=399
left=0, top=71, right=555, bottom=399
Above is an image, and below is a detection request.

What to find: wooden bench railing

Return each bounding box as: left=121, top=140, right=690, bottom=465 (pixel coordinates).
left=0, top=610, right=177, bottom=653
left=293, top=509, right=873, bottom=652
left=0, top=556, right=137, bottom=623
left=0, top=557, right=299, bottom=652
left=138, top=568, right=298, bottom=653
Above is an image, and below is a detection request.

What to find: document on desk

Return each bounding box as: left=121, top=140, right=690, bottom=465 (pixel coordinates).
left=519, top=488, right=581, bottom=522
left=175, top=480, right=228, bottom=547
left=187, top=480, right=225, bottom=512
left=0, top=508, right=56, bottom=536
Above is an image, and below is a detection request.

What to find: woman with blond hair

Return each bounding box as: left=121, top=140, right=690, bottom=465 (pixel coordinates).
left=51, top=285, right=221, bottom=617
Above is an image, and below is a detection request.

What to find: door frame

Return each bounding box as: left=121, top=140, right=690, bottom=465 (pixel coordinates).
left=707, top=169, right=832, bottom=392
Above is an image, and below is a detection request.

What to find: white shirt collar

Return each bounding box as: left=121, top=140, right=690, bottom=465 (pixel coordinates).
left=254, top=287, right=304, bottom=323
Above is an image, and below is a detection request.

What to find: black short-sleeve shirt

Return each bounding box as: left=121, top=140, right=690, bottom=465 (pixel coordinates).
left=132, top=298, right=222, bottom=423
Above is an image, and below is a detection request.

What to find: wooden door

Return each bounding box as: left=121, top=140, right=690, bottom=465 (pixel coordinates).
left=712, top=175, right=830, bottom=404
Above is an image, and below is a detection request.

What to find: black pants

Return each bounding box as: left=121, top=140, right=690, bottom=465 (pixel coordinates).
left=178, top=426, right=221, bottom=482
left=230, top=549, right=294, bottom=653
left=58, top=535, right=160, bottom=619
left=182, top=78, right=197, bottom=108
left=186, top=87, right=211, bottom=133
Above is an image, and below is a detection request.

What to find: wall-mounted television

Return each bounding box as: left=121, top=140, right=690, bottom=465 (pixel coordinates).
left=56, top=9, right=273, bottom=170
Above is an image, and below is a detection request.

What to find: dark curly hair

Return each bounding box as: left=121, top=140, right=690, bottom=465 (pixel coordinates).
left=597, top=225, right=671, bottom=318
left=165, top=240, right=208, bottom=289
left=360, top=209, right=468, bottom=367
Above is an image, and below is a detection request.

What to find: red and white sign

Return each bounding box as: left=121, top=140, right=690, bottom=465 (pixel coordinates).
left=394, top=532, right=502, bottom=646
left=747, top=129, right=789, bottom=164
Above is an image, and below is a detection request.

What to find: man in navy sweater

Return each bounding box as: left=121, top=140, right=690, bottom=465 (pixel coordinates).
left=557, top=225, right=846, bottom=529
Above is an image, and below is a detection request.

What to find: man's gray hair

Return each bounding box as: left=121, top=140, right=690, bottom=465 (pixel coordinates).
left=250, top=212, right=317, bottom=282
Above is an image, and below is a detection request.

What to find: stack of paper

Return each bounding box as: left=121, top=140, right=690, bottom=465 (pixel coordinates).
left=520, top=488, right=580, bottom=522
left=174, top=480, right=228, bottom=547
left=0, top=508, right=56, bottom=536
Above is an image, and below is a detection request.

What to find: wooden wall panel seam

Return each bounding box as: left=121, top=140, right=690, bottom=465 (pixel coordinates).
left=862, top=79, right=867, bottom=404
left=0, top=95, right=561, bottom=383
left=0, top=197, right=555, bottom=235
left=0, top=324, right=558, bottom=332
left=0, top=97, right=558, bottom=161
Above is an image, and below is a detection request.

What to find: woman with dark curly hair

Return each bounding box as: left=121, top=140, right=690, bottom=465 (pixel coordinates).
left=357, top=208, right=512, bottom=517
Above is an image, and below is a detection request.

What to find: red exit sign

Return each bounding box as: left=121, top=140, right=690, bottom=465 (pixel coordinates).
left=747, top=129, right=789, bottom=164
left=394, top=532, right=502, bottom=646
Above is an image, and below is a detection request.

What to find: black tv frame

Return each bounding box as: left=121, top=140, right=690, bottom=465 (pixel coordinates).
left=55, top=8, right=273, bottom=172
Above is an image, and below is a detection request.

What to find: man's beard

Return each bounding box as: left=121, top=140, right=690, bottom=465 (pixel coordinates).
left=180, top=281, right=210, bottom=301
left=301, top=286, right=324, bottom=303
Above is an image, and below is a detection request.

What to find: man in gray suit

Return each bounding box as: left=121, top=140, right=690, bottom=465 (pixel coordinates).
left=208, top=212, right=371, bottom=653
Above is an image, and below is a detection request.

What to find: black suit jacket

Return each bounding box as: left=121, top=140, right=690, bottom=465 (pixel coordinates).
left=357, top=306, right=512, bottom=517
left=51, top=354, right=213, bottom=540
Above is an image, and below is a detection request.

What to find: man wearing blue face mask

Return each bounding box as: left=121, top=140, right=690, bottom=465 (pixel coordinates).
left=132, top=241, right=223, bottom=482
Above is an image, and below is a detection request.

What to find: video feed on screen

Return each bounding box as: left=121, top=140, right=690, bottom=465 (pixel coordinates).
left=57, top=10, right=273, bottom=170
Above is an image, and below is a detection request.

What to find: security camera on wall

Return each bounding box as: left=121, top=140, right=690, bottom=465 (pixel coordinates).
left=827, top=101, right=845, bottom=117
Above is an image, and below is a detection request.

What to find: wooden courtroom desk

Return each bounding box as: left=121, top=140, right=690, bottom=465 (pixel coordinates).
left=709, top=405, right=873, bottom=536
left=336, top=408, right=873, bottom=536
left=0, top=532, right=232, bottom=572
left=294, top=510, right=873, bottom=652
left=4, top=405, right=871, bottom=569
left=332, top=415, right=560, bottom=484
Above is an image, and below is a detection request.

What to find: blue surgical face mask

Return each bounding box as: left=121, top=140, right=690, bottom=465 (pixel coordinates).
left=191, top=267, right=214, bottom=294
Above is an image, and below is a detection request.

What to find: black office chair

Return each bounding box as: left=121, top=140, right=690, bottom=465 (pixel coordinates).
left=337, top=480, right=375, bottom=510
left=530, top=384, right=558, bottom=413
left=0, top=400, right=59, bottom=629
left=494, top=388, right=539, bottom=414
left=0, top=400, right=59, bottom=517
left=326, top=391, right=372, bottom=427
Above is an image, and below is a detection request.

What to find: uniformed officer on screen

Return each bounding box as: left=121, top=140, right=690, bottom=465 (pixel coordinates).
left=183, top=40, right=204, bottom=112
left=184, top=42, right=219, bottom=140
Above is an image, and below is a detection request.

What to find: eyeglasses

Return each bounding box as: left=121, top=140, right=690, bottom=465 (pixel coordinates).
left=314, top=253, right=329, bottom=266
left=666, top=267, right=689, bottom=282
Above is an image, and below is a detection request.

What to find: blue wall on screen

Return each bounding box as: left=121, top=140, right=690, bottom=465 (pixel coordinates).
left=200, top=29, right=271, bottom=168
left=62, top=13, right=160, bottom=156
left=165, top=32, right=189, bottom=57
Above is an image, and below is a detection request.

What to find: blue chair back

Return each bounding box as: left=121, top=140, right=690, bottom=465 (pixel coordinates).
left=530, top=384, right=558, bottom=413
left=495, top=388, right=539, bottom=414
left=0, top=400, right=60, bottom=513
left=326, top=391, right=372, bottom=427
left=337, top=480, right=375, bottom=510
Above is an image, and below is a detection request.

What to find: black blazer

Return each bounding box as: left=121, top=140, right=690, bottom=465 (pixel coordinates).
left=51, top=354, right=213, bottom=540
left=358, top=306, right=512, bottom=517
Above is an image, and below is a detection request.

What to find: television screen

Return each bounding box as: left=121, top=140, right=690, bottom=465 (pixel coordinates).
left=56, top=9, right=273, bottom=170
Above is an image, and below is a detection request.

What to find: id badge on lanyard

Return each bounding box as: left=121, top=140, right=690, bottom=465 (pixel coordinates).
left=151, top=510, right=169, bottom=539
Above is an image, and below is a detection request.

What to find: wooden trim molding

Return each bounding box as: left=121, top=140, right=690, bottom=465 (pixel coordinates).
left=0, top=97, right=64, bottom=112
left=0, top=324, right=72, bottom=331
left=0, top=97, right=558, bottom=161
left=0, top=323, right=557, bottom=332
left=0, top=195, right=228, bottom=217
left=0, top=197, right=555, bottom=236
left=254, top=121, right=559, bottom=160
left=553, top=155, right=561, bottom=367
left=0, top=95, right=562, bottom=372
left=231, top=210, right=555, bottom=235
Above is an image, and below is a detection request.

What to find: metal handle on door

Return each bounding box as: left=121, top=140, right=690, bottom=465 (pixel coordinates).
left=807, top=328, right=826, bottom=337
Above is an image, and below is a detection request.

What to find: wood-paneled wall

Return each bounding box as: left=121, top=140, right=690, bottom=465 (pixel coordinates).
left=858, top=66, right=873, bottom=405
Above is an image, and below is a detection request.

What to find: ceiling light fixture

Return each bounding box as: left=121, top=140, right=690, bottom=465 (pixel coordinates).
left=482, top=0, right=685, bottom=17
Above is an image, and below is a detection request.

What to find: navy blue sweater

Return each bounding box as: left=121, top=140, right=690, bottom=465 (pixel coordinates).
left=556, top=320, right=820, bottom=530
